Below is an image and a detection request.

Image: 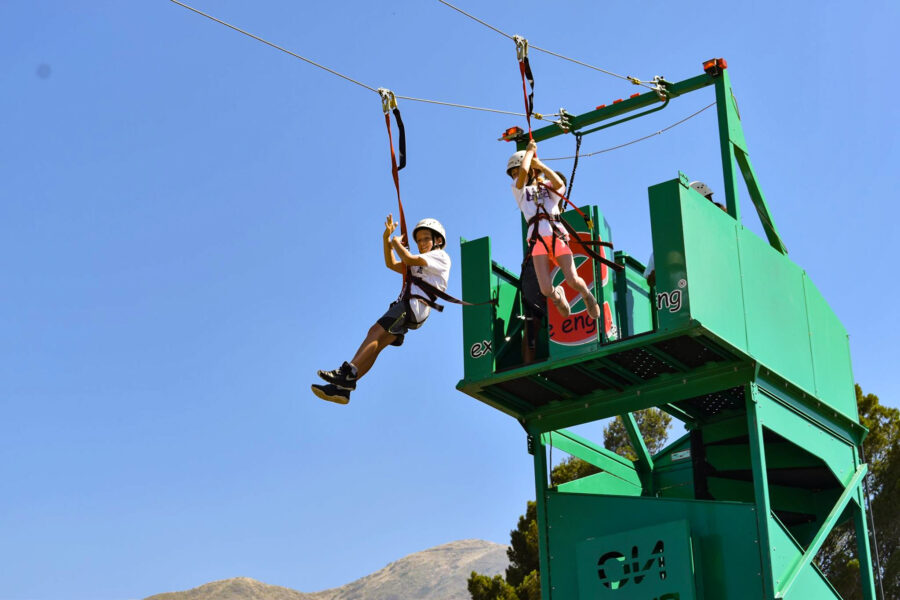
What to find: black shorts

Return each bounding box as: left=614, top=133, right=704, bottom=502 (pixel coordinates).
left=376, top=301, right=424, bottom=346
left=521, top=258, right=546, bottom=319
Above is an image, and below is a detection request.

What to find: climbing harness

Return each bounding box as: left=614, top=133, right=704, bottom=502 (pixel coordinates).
left=514, top=35, right=535, bottom=140
left=518, top=180, right=623, bottom=274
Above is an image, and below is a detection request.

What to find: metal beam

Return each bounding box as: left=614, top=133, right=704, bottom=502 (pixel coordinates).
left=518, top=73, right=715, bottom=146
left=775, top=464, right=867, bottom=598
left=623, top=412, right=655, bottom=484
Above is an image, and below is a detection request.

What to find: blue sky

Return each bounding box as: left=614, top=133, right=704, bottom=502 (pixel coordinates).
left=1, top=1, right=897, bottom=599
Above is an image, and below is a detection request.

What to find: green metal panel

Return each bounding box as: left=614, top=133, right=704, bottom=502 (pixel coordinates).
left=679, top=182, right=748, bottom=350
left=614, top=252, right=654, bottom=337
left=802, top=275, right=857, bottom=420
left=652, top=433, right=695, bottom=500
left=594, top=212, right=619, bottom=343
left=557, top=471, right=642, bottom=496
left=755, top=387, right=856, bottom=486
left=574, top=520, right=696, bottom=599
left=492, top=264, right=526, bottom=372
left=461, top=237, right=496, bottom=381
left=647, top=180, right=689, bottom=332
left=545, top=494, right=765, bottom=599
left=738, top=229, right=816, bottom=392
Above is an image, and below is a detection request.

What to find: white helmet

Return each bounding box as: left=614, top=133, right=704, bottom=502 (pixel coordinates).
left=689, top=181, right=714, bottom=199
left=507, top=150, right=527, bottom=175
left=413, top=218, right=446, bottom=248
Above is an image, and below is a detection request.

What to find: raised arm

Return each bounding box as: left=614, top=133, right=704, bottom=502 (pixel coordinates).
left=514, top=139, right=537, bottom=190
left=531, top=155, right=564, bottom=192
left=383, top=214, right=404, bottom=273
left=390, top=235, right=428, bottom=267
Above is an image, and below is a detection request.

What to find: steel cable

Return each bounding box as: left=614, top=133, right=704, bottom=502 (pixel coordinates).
left=542, top=102, right=716, bottom=161
left=436, top=0, right=656, bottom=89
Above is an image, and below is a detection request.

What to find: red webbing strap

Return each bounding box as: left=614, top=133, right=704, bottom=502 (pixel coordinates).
left=536, top=183, right=624, bottom=272
left=558, top=217, right=623, bottom=272
left=384, top=111, right=409, bottom=285
left=539, top=180, right=591, bottom=226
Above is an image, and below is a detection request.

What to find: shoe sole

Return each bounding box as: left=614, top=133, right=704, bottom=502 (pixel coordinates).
left=311, top=385, right=350, bottom=405
left=316, top=370, right=357, bottom=391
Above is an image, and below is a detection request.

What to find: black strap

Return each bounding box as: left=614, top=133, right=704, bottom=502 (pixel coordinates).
left=558, top=218, right=624, bottom=272
left=392, top=107, right=406, bottom=171
left=567, top=134, right=582, bottom=207
left=406, top=275, right=496, bottom=309
left=522, top=57, right=535, bottom=118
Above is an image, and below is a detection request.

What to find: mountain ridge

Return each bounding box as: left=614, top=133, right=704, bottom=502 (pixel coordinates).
left=143, top=539, right=508, bottom=600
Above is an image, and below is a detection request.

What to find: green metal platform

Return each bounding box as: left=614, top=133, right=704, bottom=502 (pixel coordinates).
left=456, top=61, right=876, bottom=599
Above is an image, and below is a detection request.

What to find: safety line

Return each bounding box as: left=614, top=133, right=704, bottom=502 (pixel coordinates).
left=436, top=0, right=655, bottom=89
left=542, top=102, right=716, bottom=161
left=168, top=0, right=378, bottom=93
left=394, top=95, right=524, bottom=117
left=168, top=0, right=529, bottom=117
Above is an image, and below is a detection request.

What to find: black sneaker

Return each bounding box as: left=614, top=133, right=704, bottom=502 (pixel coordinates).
left=317, top=361, right=357, bottom=390
left=311, top=383, right=350, bottom=405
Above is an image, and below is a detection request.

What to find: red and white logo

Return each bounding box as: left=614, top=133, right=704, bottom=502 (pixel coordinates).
left=547, top=231, right=613, bottom=346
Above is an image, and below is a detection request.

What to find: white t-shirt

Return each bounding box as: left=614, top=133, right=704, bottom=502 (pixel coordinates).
left=512, top=181, right=567, bottom=238
left=408, top=248, right=451, bottom=323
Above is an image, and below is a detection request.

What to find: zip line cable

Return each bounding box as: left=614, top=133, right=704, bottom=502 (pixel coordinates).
left=167, top=0, right=529, bottom=117
left=168, top=0, right=377, bottom=93
left=168, top=0, right=706, bottom=158
left=392, top=95, right=524, bottom=117
left=542, top=102, right=717, bottom=161
left=436, top=0, right=656, bottom=89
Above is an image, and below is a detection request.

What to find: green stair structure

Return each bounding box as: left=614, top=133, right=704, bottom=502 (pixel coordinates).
left=457, top=61, right=877, bottom=599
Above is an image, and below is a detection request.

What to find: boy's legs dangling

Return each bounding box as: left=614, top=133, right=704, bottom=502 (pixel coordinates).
left=348, top=322, right=398, bottom=379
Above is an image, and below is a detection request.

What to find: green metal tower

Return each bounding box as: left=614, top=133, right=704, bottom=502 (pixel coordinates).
left=457, top=60, right=877, bottom=599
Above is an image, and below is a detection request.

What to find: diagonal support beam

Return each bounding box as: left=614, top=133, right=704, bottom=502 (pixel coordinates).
left=775, top=464, right=867, bottom=598
left=542, top=429, right=640, bottom=486
left=622, top=412, right=654, bottom=488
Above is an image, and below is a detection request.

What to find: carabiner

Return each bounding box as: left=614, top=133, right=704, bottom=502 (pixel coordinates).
left=513, top=35, right=529, bottom=62
left=377, top=87, right=398, bottom=114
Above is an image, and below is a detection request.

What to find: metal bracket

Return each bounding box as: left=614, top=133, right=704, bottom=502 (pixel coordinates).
left=557, top=108, right=573, bottom=133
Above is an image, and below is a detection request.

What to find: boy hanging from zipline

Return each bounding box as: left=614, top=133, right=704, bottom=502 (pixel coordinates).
left=311, top=214, right=450, bottom=405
